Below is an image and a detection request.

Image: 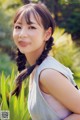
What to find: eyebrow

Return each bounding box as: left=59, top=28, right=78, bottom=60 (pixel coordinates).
left=15, top=21, right=22, bottom=24
left=15, top=21, right=37, bottom=26
left=27, top=21, right=37, bottom=25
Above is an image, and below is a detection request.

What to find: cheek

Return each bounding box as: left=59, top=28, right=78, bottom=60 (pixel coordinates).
left=13, top=30, right=18, bottom=41
left=34, top=36, right=45, bottom=47
left=13, top=30, right=16, bottom=39
left=12, top=32, right=19, bottom=47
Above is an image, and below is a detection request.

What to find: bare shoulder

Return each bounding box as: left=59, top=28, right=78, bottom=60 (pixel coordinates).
left=39, top=68, right=80, bottom=114
left=39, top=68, right=68, bottom=88
left=39, top=68, right=68, bottom=94
left=39, top=69, right=63, bottom=94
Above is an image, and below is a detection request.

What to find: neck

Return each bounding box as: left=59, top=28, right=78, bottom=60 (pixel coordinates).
left=25, top=47, right=44, bottom=66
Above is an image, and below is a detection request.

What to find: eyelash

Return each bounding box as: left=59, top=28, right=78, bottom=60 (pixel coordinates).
left=28, top=26, right=36, bottom=29
left=15, top=25, right=21, bottom=29
left=14, top=25, right=36, bottom=30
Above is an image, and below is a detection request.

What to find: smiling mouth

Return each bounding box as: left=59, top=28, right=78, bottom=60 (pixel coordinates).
left=18, top=41, right=30, bottom=47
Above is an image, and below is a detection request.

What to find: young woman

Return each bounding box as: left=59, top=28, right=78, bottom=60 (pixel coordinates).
left=12, top=2, right=80, bottom=120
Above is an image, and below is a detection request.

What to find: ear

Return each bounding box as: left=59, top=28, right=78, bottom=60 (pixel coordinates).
left=44, top=27, right=52, bottom=41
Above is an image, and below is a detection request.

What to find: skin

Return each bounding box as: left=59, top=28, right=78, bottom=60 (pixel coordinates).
left=13, top=12, right=80, bottom=120
left=64, top=114, right=80, bottom=120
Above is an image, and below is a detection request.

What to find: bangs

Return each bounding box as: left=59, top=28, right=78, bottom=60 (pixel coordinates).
left=13, top=3, right=55, bottom=33
left=24, top=9, right=42, bottom=26
left=14, top=6, right=42, bottom=26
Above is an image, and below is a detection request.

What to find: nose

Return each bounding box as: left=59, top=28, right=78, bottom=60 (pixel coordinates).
left=19, top=27, right=28, bottom=38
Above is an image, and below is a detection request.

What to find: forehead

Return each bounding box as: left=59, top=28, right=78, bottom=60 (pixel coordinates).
left=15, top=10, right=43, bottom=27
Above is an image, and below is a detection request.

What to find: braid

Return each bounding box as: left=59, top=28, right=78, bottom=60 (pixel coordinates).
left=36, top=37, right=54, bottom=65
left=11, top=37, right=54, bottom=97
left=16, top=48, right=26, bottom=72
left=11, top=48, right=27, bottom=96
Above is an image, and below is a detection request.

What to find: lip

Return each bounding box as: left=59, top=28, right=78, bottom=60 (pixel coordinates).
left=18, top=41, right=30, bottom=47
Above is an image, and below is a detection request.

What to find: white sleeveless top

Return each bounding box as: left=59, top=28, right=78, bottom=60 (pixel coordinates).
left=28, top=56, right=76, bottom=120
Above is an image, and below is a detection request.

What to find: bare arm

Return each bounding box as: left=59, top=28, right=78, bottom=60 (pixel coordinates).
left=64, top=114, right=80, bottom=120
left=40, top=69, right=80, bottom=114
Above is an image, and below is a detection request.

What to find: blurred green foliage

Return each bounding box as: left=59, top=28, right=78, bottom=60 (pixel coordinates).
left=52, top=27, right=80, bottom=80
left=0, top=71, right=31, bottom=120
left=35, top=0, right=80, bottom=40
left=0, top=52, right=17, bottom=76
left=0, top=0, right=23, bottom=54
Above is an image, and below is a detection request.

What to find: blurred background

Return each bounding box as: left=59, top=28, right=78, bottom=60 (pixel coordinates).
left=0, top=0, right=80, bottom=82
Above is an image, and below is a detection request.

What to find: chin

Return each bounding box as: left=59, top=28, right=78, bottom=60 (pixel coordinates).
left=18, top=47, right=33, bottom=54
left=18, top=48, right=25, bottom=54
left=19, top=49, right=29, bottom=55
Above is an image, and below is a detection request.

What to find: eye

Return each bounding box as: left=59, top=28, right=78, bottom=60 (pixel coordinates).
left=14, top=25, right=21, bottom=29
left=28, top=26, right=36, bottom=30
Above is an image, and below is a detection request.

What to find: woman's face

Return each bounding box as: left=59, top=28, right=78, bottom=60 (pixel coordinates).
left=13, top=12, right=48, bottom=54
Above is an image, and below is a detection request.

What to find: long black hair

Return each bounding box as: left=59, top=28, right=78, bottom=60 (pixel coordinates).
left=11, top=2, right=55, bottom=96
